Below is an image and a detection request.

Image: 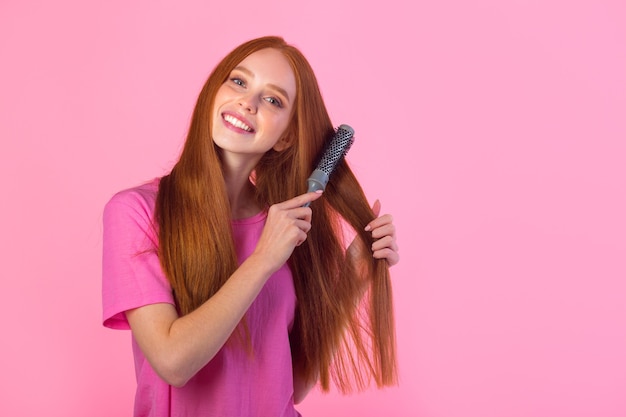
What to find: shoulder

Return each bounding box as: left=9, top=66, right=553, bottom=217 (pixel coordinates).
left=103, top=178, right=162, bottom=235
left=105, top=178, right=160, bottom=216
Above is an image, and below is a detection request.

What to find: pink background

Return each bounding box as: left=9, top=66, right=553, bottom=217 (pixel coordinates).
left=1, top=0, right=625, bottom=416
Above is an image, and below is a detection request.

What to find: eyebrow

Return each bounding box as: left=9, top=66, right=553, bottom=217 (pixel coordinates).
left=233, top=66, right=291, bottom=103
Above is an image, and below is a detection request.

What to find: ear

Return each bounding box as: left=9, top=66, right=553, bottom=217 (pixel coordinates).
left=272, top=134, right=292, bottom=152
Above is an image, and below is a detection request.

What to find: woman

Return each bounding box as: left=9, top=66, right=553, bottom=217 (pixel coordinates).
left=103, top=36, right=399, bottom=417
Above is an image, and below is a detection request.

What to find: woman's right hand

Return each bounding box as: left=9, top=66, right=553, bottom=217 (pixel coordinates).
left=252, top=191, right=323, bottom=273
left=123, top=191, right=321, bottom=387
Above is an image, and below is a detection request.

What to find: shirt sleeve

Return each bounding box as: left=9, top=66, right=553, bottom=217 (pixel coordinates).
left=102, top=188, right=175, bottom=330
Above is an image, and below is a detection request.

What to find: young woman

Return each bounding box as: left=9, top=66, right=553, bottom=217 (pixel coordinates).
left=102, top=36, right=399, bottom=417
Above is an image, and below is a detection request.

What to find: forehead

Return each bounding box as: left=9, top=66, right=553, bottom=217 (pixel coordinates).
left=235, top=48, right=296, bottom=97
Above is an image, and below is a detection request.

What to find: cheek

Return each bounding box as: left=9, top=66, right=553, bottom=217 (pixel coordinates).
left=275, top=111, right=292, bottom=132
left=214, top=84, right=237, bottom=107
left=213, top=87, right=227, bottom=107
left=212, top=89, right=231, bottom=120
left=266, top=118, right=290, bottom=142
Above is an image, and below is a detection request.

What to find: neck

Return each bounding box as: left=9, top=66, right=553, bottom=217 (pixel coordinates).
left=221, top=157, right=262, bottom=219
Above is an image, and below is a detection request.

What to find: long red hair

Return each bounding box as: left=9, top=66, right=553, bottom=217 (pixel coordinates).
left=156, top=36, right=397, bottom=392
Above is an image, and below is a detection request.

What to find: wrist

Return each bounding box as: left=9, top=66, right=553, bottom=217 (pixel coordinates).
left=243, top=252, right=279, bottom=281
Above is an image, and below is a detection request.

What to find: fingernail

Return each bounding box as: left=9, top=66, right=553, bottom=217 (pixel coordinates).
left=364, top=225, right=371, bottom=231
left=315, top=190, right=323, bottom=194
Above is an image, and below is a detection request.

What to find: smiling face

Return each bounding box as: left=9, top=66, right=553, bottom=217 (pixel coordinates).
left=211, top=48, right=297, bottom=168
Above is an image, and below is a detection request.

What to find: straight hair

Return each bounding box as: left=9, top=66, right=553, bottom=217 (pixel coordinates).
left=155, top=36, right=397, bottom=392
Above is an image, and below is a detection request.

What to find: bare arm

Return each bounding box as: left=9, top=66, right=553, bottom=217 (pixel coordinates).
left=126, top=191, right=323, bottom=387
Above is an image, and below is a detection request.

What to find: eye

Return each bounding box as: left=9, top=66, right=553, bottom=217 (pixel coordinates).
left=264, top=96, right=283, bottom=108
left=230, top=77, right=245, bottom=87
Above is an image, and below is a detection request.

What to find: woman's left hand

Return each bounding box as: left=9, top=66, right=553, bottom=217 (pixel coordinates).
left=364, top=200, right=399, bottom=266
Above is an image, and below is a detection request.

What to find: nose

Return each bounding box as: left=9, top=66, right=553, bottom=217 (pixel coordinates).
left=238, top=93, right=258, bottom=114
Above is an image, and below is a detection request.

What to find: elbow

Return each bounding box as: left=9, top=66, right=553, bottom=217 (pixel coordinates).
left=151, top=357, right=193, bottom=388
left=145, top=342, right=220, bottom=388
left=293, top=382, right=315, bottom=404
left=293, top=392, right=306, bottom=405
left=293, top=374, right=317, bottom=405
left=163, top=373, right=189, bottom=389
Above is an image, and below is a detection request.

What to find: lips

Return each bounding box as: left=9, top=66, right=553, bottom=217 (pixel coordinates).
left=223, top=113, right=254, bottom=132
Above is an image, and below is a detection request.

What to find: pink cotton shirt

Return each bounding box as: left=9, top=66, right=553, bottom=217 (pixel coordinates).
left=102, top=179, right=301, bottom=417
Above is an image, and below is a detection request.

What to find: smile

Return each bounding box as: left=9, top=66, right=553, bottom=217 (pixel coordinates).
left=223, top=114, right=253, bottom=132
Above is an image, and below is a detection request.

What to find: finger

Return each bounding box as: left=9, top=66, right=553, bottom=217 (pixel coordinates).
left=295, top=231, right=307, bottom=246
left=371, top=223, right=396, bottom=240
left=365, top=213, right=394, bottom=232
left=284, top=191, right=323, bottom=208
left=295, top=219, right=314, bottom=245
left=268, top=199, right=314, bottom=222
left=288, top=207, right=313, bottom=222
left=278, top=220, right=310, bottom=245
left=373, top=248, right=400, bottom=266
left=294, top=218, right=312, bottom=234
left=371, top=199, right=381, bottom=217
left=371, top=235, right=398, bottom=252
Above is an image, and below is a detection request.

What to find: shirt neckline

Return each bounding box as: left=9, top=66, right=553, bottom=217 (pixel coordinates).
left=231, top=209, right=267, bottom=225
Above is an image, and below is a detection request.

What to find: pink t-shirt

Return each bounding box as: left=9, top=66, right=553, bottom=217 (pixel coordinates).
left=102, top=179, right=301, bottom=417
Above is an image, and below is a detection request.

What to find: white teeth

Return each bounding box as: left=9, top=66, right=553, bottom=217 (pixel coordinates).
left=224, top=114, right=252, bottom=131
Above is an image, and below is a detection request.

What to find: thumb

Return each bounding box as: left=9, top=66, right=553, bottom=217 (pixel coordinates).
left=371, top=199, right=381, bottom=217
